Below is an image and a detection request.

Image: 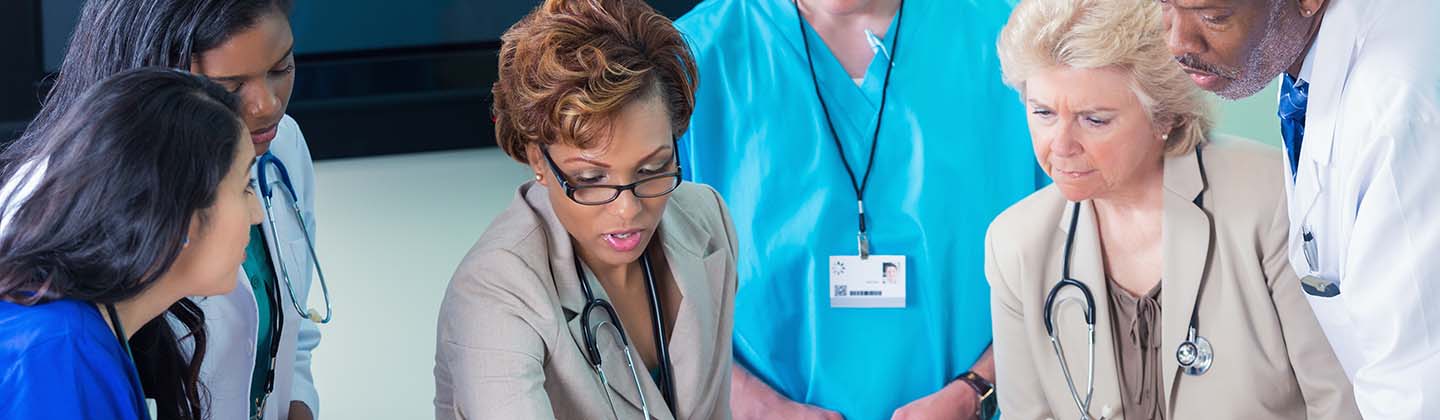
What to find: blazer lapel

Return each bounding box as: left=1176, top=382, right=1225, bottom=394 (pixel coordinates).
left=657, top=201, right=726, bottom=419
left=1161, top=150, right=1212, bottom=401
left=1286, top=1, right=1360, bottom=276
left=529, top=181, right=685, bottom=420
left=1054, top=200, right=1126, bottom=418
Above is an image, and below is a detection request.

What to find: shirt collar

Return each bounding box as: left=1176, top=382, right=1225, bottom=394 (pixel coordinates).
left=1297, top=35, right=1319, bottom=85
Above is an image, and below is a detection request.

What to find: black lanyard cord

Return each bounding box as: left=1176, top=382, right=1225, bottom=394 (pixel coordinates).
left=257, top=263, right=284, bottom=417
left=106, top=303, right=151, bottom=420
left=795, top=0, right=905, bottom=255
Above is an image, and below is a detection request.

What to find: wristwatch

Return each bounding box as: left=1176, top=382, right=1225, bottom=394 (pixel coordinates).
left=953, top=370, right=997, bottom=419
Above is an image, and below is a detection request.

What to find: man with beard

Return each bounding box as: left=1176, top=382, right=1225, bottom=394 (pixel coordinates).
left=1162, top=0, right=1440, bottom=418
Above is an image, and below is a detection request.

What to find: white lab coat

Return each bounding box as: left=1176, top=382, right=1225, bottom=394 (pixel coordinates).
left=1283, top=0, right=1440, bottom=418
left=194, top=114, right=322, bottom=420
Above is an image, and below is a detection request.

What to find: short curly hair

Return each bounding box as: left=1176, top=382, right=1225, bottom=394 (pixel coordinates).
left=492, top=0, right=698, bottom=163
left=997, top=0, right=1212, bottom=156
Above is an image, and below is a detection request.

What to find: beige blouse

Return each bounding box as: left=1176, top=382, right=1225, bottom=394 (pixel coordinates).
left=1107, top=280, right=1164, bottom=420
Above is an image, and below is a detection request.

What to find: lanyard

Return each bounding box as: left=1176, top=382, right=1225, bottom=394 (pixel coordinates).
left=795, top=0, right=905, bottom=258
left=105, top=303, right=152, bottom=420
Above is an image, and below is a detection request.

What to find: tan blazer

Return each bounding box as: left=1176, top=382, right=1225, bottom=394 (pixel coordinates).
left=1162, top=139, right=1358, bottom=419
left=986, top=137, right=1359, bottom=420
left=433, top=181, right=738, bottom=420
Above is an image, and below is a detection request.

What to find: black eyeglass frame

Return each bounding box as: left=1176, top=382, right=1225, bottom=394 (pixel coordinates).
left=539, top=137, right=683, bottom=206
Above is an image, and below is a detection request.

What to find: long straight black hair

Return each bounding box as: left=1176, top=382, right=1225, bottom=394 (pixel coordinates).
left=3, top=0, right=293, bottom=178
left=0, top=68, right=243, bottom=420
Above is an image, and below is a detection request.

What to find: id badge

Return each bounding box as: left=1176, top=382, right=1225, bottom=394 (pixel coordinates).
left=829, top=255, right=906, bottom=308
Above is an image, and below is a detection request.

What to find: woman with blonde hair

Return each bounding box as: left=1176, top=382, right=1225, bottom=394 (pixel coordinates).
left=985, top=0, right=1360, bottom=418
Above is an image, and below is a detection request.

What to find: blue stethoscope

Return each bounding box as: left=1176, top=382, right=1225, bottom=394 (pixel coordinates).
left=255, top=152, right=334, bottom=325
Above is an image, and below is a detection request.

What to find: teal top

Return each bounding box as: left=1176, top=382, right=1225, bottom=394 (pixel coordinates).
left=241, top=225, right=277, bottom=418
left=676, top=1, right=1039, bottom=418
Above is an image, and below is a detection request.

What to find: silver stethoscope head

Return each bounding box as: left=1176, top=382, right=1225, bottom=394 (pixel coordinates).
left=1177, top=326, right=1214, bottom=376
left=256, top=152, right=334, bottom=324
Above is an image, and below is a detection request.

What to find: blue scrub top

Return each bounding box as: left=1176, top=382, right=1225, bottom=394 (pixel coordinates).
left=0, top=299, right=145, bottom=419
left=676, top=1, right=1040, bottom=418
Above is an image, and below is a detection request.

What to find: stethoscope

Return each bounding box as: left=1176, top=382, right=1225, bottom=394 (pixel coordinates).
left=572, top=252, right=677, bottom=419
left=255, top=151, right=334, bottom=324
left=1045, top=150, right=1214, bottom=420
left=253, top=152, right=332, bottom=418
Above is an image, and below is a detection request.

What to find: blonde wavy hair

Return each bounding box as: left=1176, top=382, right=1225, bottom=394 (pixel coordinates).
left=491, top=0, right=698, bottom=163
left=997, top=0, right=1211, bottom=155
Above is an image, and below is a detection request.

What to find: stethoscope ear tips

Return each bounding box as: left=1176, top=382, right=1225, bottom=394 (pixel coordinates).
left=307, top=309, right=323, bottom=323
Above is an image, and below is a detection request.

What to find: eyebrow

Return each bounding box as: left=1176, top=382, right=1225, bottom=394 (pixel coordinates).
left=206, top=44, right=296, bottom=83
left=563, top=144, right=672, bottom=168
left=1167, top=0, right=1229, bottom=11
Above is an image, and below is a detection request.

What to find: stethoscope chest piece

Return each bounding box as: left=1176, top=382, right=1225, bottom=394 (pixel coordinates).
left=1176, top=330, right=1214, bottom=376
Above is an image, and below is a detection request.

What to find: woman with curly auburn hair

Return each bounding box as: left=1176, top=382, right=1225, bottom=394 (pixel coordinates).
left=433, top=0, right=737, bottom=419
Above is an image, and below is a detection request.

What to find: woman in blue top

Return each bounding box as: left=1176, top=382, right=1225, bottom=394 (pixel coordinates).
left=0, top=69, right=262, bottom=419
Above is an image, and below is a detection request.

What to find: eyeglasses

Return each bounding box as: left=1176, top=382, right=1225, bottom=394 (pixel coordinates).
left=539, top=138, right=683, bottom=206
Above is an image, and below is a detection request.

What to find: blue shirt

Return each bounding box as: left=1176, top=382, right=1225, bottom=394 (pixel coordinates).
left=676, top=1, right=1039, bottom=418
left=0, top=299, right=145, bottom=419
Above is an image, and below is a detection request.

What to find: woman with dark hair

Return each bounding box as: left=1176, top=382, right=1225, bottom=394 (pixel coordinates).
left=3, top=1, right=324, bottom=418
left=0, top=68, right=260, bottom=420
left=433, top=0, right=737, bottom=419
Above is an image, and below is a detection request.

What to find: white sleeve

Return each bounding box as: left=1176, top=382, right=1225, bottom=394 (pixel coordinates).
left=284, top=116, right=323, bottom=416
left=1338, top=88, right=1440, bottom=419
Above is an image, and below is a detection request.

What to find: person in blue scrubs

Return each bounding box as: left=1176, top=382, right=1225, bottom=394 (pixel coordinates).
left=0, top=69, right=263, bottom=419
left=676, top=0, right=1041, bottom=418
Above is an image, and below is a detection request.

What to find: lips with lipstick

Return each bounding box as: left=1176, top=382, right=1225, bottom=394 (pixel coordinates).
left=602, top=229, right=647, bottom=253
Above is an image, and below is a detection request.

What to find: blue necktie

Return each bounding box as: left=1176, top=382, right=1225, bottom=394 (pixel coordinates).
left=1278, top=74, right=1310, bottom=179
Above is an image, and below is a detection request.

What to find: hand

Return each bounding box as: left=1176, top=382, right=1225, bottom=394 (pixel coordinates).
left=890, top=381, right=978, bottom=420
left=288, top=401, right=313, bottom=420
left=731, top=365, right=844, bottom=420
left=734, top=397, right=844, bottom=420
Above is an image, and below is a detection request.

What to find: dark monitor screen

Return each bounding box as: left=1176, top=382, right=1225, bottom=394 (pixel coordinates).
left=41, top=1, right=694, bottom=70
left=10, top=0, right=702, bottom=158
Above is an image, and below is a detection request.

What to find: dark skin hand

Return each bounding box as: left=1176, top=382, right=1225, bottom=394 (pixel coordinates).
left=289, top=401, right=312, bottom=420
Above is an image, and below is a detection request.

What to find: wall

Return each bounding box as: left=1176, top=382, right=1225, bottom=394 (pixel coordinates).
left=309, top=148, right=531, bottom=419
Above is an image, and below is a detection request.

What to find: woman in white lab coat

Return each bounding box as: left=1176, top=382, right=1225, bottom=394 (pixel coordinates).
left=1164, top=0, right=1440, bottom=417
left=4, top=0, right=324, bottom=418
